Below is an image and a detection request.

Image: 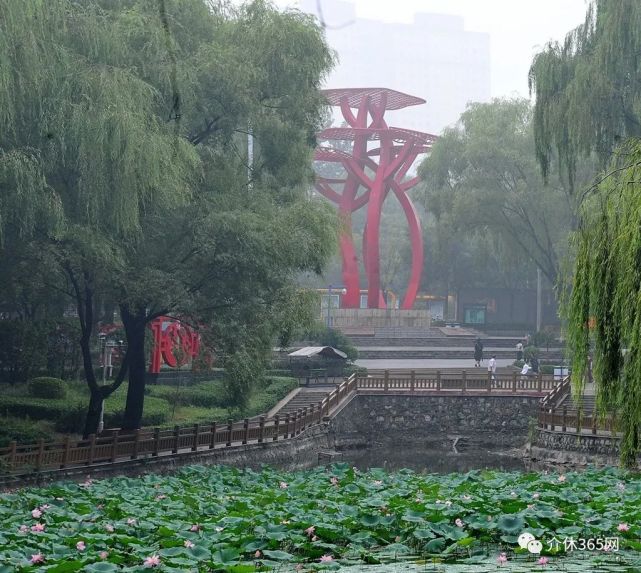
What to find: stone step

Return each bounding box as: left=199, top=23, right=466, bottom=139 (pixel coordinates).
left=356, top=348, right=564, bottom=360
left=274, top=390, right=332, bottom=416
left=348, top=337, right=532, bottom=348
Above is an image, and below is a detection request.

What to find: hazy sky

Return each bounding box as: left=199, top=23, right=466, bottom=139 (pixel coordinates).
left=244, top=0, right=589, bottom=98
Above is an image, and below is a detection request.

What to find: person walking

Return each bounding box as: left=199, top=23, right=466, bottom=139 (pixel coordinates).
left=474, top=337, right=484, bottom=367
left=488, top=354, right=497, bottom=380
left=516, top=341, right=523, bottom=361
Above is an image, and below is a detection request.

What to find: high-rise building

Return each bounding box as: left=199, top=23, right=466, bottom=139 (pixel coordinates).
left=299, top=0, right=491, bottom=134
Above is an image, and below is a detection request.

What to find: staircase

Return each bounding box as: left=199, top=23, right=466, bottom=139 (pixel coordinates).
left=271, top=388, right=335, bottom=417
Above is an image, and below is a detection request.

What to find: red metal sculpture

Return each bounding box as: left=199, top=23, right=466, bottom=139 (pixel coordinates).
left=149, top=316, right=200, bottom=374
left=314, top=88, right=436, bottom=309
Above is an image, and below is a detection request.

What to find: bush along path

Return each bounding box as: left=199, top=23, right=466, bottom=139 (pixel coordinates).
left=0, top=465, right=640, bottom=571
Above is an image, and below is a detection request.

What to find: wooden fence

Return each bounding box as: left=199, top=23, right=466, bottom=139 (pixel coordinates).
left=538, top=406, right=618, bottom=436
left=0, top=370, right=559, bottom=476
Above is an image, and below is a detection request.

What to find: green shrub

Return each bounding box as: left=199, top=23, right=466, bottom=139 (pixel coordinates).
left=0, top=395, right=78, bottom=421
left=0, top=416, right=55, bottom=447
left=28, top=377, right=67, bottom=399
left=149, top=381, right=226, bottom=409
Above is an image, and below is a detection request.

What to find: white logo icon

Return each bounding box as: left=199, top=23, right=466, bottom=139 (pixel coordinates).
left=518, top=532, right=535, bottom=549
left=518, top=532, right=543, bottom=554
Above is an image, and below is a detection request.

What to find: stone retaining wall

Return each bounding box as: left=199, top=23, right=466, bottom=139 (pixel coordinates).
left=329, top=394, right=540, bottom=450
left=529, top=429, right=626, bottom=467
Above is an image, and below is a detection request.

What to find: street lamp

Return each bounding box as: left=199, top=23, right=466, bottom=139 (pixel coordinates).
left=326, top=285, right=347, bottom=328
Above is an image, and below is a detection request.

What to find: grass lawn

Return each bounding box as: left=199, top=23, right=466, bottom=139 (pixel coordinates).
left=0, top=376, right=298, bottom=446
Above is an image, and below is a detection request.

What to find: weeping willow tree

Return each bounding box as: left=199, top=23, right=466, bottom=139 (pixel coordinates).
left=529, top=0, right=641, bottom=187
left=567, top=144, right=641, bottom=466
left=1, top=0, right=338, bottom=433
left=530, top=0, right=641, bottom=465
left=0, top=0, right=199, bottom=435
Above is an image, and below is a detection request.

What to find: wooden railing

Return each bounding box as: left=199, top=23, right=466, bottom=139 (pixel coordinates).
left=538, top=406, right=618, bottom=436
left=356, top=370, right=557, bottom=394
left=0, top=370, right=558, bottom=476
left=0, top=374, right=359, bottom=476
left=540, top=374, right=571, bottom=408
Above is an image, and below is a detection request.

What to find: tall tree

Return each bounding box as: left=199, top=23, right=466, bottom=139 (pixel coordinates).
left=0, top=0, right=338, bottom=434
left=419, top=98, right=578, bottom=287
left=531, top=0, right=641, bottom=465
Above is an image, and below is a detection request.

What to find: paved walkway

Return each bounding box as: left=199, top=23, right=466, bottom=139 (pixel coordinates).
left=355, top=358, right=516, bottom=369
left=356, top=346, right=562, bottom=352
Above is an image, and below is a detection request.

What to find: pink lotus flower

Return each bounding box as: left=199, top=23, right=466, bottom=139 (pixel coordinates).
left=444, top=500, right=452, bottom=506
left=373, top=480, right=383, bottom=486
left=462, top=494, right=472, bottom=501
left=618, top=523, right=630, bottom=531
left=617, top=482, right=626, bottom=491
left=538, top=556, right=549, bottom=566
left=30, top=553, right=44, bottom=564
left=215, top=526, right=224, bottom=532
left=80, top=478, right=93, bottom=487
left=281, top=520, right=290, bottom=524
left=510, top=491, right=517, bottom=497
left=312, top=535, right=318, bottom=541
left=184, top=540, right=195, bottom=549
left=305, top=525, right=316, bottom=536
left=455, top=518, right=464, bottom=528
left=18, top=525, right=28, bottom=533
left=532, top=492, right=540, bottom=499
left=295, top=565, right=304, bottom=571
left=105, top=524, right=114, bottom=533
left=99, top=551, right=109, bottom=560
left=127, top=518, right=137, bottom=526
left=497, top=552, right=508, bottom=564
left=279, top=482, right=288, bottom=489
left=76, top=541, right=86, bottom=551
left=557, top=475, right=566, bottom=483
left=39, top=504, right=50, bottom=511
left=254, top=550, right=261, bottom=558
left=394, top=536, right=401, bottom=542
left=31, top=508, right=42, bottom=519
left=319, top=554, right=334, bottom=562
left=155, top=494, right=166, bottom=500
left=330, top=477, right=339, bottom=486
left=143, top=555, right=161, bottom=568
left=527, top=504, right=535, bottom=510
left=55, top=497, right=64, bottom=501
left=189, top=524, right=200, bottom=532
left=31, top=523, right=45, bottom=532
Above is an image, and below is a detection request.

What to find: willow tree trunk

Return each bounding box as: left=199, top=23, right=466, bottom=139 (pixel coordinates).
left=121, top=305, right=148, bottom=430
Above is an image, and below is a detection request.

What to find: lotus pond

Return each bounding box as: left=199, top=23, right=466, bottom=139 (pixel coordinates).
left=0, top=465, right=639, bottom=572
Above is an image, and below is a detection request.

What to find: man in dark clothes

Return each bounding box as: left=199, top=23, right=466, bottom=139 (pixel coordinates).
left=474, top=338, right=483, bottom=367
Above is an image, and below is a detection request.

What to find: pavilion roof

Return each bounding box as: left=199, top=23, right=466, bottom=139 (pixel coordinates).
left=322, top=88, right=425, bottom=110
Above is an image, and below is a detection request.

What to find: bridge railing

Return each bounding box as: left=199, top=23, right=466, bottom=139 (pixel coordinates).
left=0, top=370, right=558, bottom=476
left=357, top=370, right=556, bottom=394
left=538, top=405, right=618, bottom=436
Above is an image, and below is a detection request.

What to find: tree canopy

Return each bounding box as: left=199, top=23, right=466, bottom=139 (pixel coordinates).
left=531, top=0, right=641, bottom=465
left=419, top=98, right=579, bottom=289
left=529, top=0, right=641, bottom=185
left=0, top=0, right=338, bottom=432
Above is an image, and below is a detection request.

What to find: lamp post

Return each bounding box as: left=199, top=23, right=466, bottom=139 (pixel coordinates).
left=326, top=285, right=347, bottom=328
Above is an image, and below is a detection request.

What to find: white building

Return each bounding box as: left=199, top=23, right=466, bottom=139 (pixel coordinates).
left=299, top=0, right=490, bottom=135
